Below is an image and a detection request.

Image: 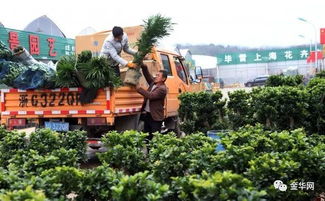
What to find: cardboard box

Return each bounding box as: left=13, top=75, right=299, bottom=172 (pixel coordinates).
left=75, top=25, right=143, bottom=58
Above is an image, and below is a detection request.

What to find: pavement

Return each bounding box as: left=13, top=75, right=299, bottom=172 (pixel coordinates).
left=219, top=87, right=253, bottom=100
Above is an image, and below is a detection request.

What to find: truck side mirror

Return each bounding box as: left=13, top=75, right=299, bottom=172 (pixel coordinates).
left=177, top=56, right=185, bottom=61
left=190, top=75, right=197, bottom=83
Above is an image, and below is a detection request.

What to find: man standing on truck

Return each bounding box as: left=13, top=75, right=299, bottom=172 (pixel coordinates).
left=100, top=26, right=137, bottom=76
left=131, top=64, right=168, bottom=141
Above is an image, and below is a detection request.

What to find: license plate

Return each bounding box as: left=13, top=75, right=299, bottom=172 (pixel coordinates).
left=45, top=121, right=69, bottom=131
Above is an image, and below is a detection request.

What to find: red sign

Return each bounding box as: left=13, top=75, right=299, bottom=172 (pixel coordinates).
left=9, top=119, right=26, bottom=127
left=6, top=31, right=60, bottom=57
left=29, top=35, right=40, bottom=55
left=8, top=31, right=20, bottom=50
left=47, top=38, right=57, bottom=57
left=307, top=51, right=323, bottom=63
left=321, top=28, right=325, bottom=44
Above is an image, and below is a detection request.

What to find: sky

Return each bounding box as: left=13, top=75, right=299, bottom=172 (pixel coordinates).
left=1, top=0, right=325, bottom=49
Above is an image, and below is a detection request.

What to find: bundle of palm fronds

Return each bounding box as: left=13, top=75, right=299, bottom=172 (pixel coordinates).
left=77, top=56, right=121, bottom=89
left=56, top=50, right=121, bottom=103
left=133, top=14, right=174, bottom=64
left=56, top=51, right=121, bottom=88
left=56, top=55, right=80, bottom=87
left=124, top=14, right=174, bottom=85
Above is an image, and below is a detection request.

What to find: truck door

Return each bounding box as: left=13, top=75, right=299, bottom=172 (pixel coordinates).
left=173, top=56, right=190, bottom=94
left=159, top=54, right=178, bottom=117
left=159, top=54, right=190, bottom=118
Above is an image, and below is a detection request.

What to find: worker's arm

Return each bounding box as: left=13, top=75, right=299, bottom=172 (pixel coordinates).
left=141, top=64, right=154, bottom=85
left=137, top=86, right=167, bottom=100
left=123, top=36, right=136, bottom=56
left=102, top=41, right=128, bottom=66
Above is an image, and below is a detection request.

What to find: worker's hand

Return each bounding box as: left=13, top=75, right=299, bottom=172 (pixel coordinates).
left=143, top=54, right=150, bottom=60
left=126, top=62, right=137, bottom=68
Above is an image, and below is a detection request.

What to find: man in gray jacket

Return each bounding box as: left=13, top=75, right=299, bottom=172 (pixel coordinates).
left=100, top=26, right=137, bottom=76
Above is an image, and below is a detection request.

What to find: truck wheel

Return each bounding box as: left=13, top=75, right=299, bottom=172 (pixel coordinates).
left=162, top=116, right=182, bottom=137
left=137, top=120, right=144, bottom=132
left=115, top=114, right=141, bottom=132
left=174, top=117, right=182, bottom=137
left=70, top=125, right=84, bottom=131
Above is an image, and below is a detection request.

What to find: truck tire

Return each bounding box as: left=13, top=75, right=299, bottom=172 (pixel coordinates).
left=70, top=125, right=84, bottom=131
left=137, top=120, right=144, bottom=132
left=163, top=116, right=181, bottom=137
left=115, top=114, right=141, bottom=132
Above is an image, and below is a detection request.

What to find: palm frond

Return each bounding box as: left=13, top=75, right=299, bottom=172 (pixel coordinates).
left=76, top=55, right=121, bottom=89
left=133, top=14, right=174, bottom=64
left=77, top=50, right=92, bottom=63
left=55, top=55, right=79, bottom=87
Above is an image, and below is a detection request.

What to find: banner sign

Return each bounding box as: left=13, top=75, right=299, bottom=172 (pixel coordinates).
left=0, top=27, right=75, bottom=60
left=216, top=46, right=320, bottom=65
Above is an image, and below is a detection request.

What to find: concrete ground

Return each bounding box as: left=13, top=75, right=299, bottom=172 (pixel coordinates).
left=219, top=87, right=253, bottom=100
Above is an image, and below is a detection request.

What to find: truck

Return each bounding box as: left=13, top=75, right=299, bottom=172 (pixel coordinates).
left=0, top=26, right=199, bottom=141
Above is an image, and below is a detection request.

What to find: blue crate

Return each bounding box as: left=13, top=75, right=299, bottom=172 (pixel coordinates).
left=207, top=130, right=225, bottom=152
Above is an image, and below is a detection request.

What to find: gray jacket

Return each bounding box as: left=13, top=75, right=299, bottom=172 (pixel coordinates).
left=100, top=33, right=136, bottom=66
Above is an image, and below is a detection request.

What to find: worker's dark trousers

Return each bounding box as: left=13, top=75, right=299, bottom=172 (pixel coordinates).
left=143, top=112, right=162, bottom=142
left=113, top=65, right=120, bottom=77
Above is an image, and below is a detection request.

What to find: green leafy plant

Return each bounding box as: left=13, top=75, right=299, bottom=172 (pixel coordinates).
left=0, top=131, right=27, bottom=168
left=265, top=74, right=303, bottom=87
left=0, top=126, right=12, bottom=142
left=178, top=91, right=227, bottom=133
left=315, top=70, right=325, bottom=78
left=111, top=171, right=170, bottom=201
left=79, top=165, right=123, bottom=201
left=306, top=77, right=325, bottom=134
left=0, top=126, right=323, bottom=201
left=246, top=152, right=311, bottom=201
left=8, top=148, right=78, bottom=174
left=40, top=166, right=84, bottom=199
left=251, top=86, right=308, bottom=130
left=247, top=152, right=300, bottom=187
left=61, top=130, right=87, bottom=162
left=0, top=129, right=84, bottom=174
left=0, top=41, right=13, bottom=61
left=173, top=171, right=266, bottom=201
left=0, top=61, right=28, bottom=86
left=98, top=130, right=148, bottom=174
left=0, top=168, right=12, bottom=191
left=288, top=140, right=325, bottom=194
left=215, top=125, right=324, bottom=201
left=0, top=186, right=47, bottom=201
left=227, top=90, right=253, bottom=129
left=149, top=133, right=219, bottom=183
left=29, top=129, right=61, bottom=155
